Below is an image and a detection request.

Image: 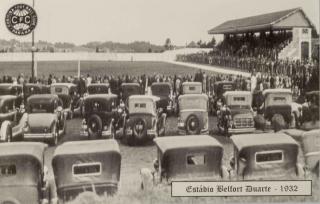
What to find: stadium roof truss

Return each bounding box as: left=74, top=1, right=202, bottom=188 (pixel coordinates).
left=208, top=8, right=315, bottom=34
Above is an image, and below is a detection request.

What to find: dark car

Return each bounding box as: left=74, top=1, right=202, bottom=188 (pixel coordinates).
left=0, top=142, right=48, bottom=204
left=0, top=83, right=23, bottom=107
left=81, top=94, right=119, bottom=139
left=120, top=83, right=142, bottom=102
left=23, top=83, right=50, bottom=101
left=151, top=82, right=175, bottom=114
left=0, top=95, right=27, bottom=142
left=23, top=94, right=66, bottom=145
left=211, top=81, right=236, bottom=114
left=300, top=91, right=320, bottom=130
left=52, top=140, right=121, bottom=203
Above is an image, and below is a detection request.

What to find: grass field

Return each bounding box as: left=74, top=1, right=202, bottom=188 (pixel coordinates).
left=0, top=61, right=220, bottom=78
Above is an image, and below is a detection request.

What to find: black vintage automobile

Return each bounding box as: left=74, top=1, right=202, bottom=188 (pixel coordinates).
left=50, top=83, right=80, bottom=119
left=0, top=83, right=23, bottom=107
left=150, top=82, right=175, bottom=114
left=52, top=140, right=121, bottom=203
left=0, top=142, right=48, bottom=204
left=81, top=94, right=120, bottom=139
left=120, top=83, right=143, bottom=103
left=87, top=83, right=110, bottom=95
left=300, top=91, right=320, bottom=130
left=23, top=83, right=50, bottom=101
left=211, top=81, right=236, bottom=115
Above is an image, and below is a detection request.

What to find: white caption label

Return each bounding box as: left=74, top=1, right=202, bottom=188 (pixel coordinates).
left=171, top=181, right=312, bottom=197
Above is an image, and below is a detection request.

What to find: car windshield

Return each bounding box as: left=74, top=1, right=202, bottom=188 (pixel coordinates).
left=51, top=86, right=69, bottom=95
left=28, top=103, right=54, bottom=113
left=179, top=97, right=207, bottom=110
left=151, top=85, right=170, bottom=96
left=266, top=94, right=292, bottom=106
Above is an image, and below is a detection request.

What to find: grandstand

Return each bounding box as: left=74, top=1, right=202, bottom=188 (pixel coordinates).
left=208, top=8, right=316, bottom=61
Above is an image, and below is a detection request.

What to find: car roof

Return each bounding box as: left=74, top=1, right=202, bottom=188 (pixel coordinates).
left=151, top=82, right=171, bottom=86
left=262, top=89, right=292, bottom=96
left=121, top=82, right=140, bottom=87
left=129, top=95, right=160, bottom=101
left=53, top=140, right=120, bottom=156
left=88, top=83, right=109, bottom=87
left=231, top=133, right=298, bottom=151
left=0, top=95, right=17, bottom=101
left=178, top=94, right=208, bottom=100
left=25, top=83, right=46, bottom=87
left=154, top=135, right=222, bottom=154
left=182, top=82, right=202, bottom=86
left=0, top=142, right=47, bottom=163
left=51, top=83, right=76, bottom=87
left=224, top=91, right=251, bottom=96
left=214, top=81, right=235, bottom=85
left=27, top=94, right=59, bottom=102
left=84, top=94, right=117, bottom=100
left=0, top=83, right=22, bottom=87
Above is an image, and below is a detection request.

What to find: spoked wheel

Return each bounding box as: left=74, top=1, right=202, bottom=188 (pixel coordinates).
left=88, top=114, right=103, bottom=139
left=185, top=115, right=200, bottom=135
left=128, top=118, right=147, bottom=146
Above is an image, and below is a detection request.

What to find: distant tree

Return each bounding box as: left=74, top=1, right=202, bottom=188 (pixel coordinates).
left=207, top=36, right=216, bottom=48
left=148, top=48, right=152, bottom=53
left=164, top=38, right=172, bottom=50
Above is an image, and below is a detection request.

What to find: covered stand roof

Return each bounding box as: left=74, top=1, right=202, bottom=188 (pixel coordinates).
left=208, top=8, right=314, bottom=34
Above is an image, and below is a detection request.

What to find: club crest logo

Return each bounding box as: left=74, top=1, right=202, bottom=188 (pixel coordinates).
left=5, top=4, right=37, bottom=36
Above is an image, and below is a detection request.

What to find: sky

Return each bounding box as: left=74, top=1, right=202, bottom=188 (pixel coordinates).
left=0, top=0, right=319, bottom=46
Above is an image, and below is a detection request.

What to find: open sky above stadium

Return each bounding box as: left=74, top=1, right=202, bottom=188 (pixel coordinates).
left=0, top=0, right=318, bottom=46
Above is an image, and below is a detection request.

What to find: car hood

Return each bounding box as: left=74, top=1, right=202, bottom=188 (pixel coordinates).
left=28, top=113, right=56, bottom=127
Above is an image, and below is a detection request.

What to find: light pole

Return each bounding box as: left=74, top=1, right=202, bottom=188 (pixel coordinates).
left=31, top=0, right=35, bottom=82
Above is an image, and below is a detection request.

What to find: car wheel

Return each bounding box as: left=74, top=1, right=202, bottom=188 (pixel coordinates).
left=271, top=114, right=286, bottom=132
left=186, top=114, right=201, bottom=135
left=50, top=126, right=59, bottom=146
left=132, top=118, right=147, bottom=144
left=88, top=114, right=103, bottom=139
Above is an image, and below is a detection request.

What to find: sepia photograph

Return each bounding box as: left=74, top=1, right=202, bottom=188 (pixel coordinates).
left=0, top=0, right=319, bottom=203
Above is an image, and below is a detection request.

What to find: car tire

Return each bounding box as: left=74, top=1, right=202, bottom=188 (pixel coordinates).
left=131, top=118, right=147, bottom=145
left=88, top=114, right=103, bottom=139
left=0, top=121, right=13, bottom=142
left=50, top=125, right=59, bottom=146
left=271, top=114, right=286, bottom=132
left=185, top=114, right=201, bottom=135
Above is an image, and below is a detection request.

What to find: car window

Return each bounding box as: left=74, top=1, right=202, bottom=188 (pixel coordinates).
left=233, top=97, right=245, bottom=101
left=72, top=162, right=101, bottom=177
left=29, top=103, right=54, bottom=113
left=0, top=164, right=16, bottom=176
left=255, top=150, right=283, bottom=164
left=134, top=103, right=146, bottom=108
left=186, top=153, right=206, bottom=166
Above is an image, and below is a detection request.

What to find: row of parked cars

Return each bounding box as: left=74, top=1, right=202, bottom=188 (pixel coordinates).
left=0, top=128, right=319, bottom=203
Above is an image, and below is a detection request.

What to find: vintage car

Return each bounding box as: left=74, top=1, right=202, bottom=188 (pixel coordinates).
left=211, top=81, right=236, bottom=115
left=140, top=135, right=228, bottom=189
left=123, top=95, right=166, bottom=146
left=52, top=140, right=121, bottom=203
left=23, top=94, right=66, bottom=145
left=229, top=133, right=304, bottom=180
left=181, top=82, right=202, bottom=95
left=120, top=83, right=142, bottom=102
left=217, top=91, right=255, bottom=135
left=50, top=83, right=80, bottom=119
left=0, top=83, right=23, bottom=107
left=81, top=94, right=119, bottom=139
left=177, top=94, right=208, bottom=135
left=0, top=142, right=49, bottom=204
left=87, top=83, right=110, bottom=95
left=0, top=95, right=27, bottom=142
left=23, top=83, right=50, bottom=101
left=300, top=91, right=320, bottom=130
left=151, top=82, right=175, bottom=114
left=260, top=89, right=296, bottom=131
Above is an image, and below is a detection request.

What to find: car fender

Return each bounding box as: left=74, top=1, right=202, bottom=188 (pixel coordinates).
left=0, top=121, right=11, bottom=141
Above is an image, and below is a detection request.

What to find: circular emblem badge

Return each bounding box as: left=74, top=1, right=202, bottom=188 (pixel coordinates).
left=5, top=4, right=37, bottom=36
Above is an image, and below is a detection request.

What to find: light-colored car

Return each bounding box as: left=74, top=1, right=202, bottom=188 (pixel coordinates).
left=177, top=94, right=208, bottom=134
left=230, top=133, right=305, bottom=180
left=23, top=94, right=66, bottom=145
left=50, top=83, right=80, bottom=119
left=52, top=140, right=121, bottom=203
left=140, top=135, right=228, bottom=189
left=218, top=91, right=255, bottom=134
left=0, top=95, right=27, bottom=142
left=123, top=95, right=166, bottom=146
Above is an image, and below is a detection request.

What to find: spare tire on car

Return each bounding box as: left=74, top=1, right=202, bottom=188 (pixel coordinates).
left=87, top=114, right=103, bottom=139
left=128, top=118, right=147, bottom=146
left=185, top=114, right=201, bottom=135
left=271, top=114, right=286, bottom=132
